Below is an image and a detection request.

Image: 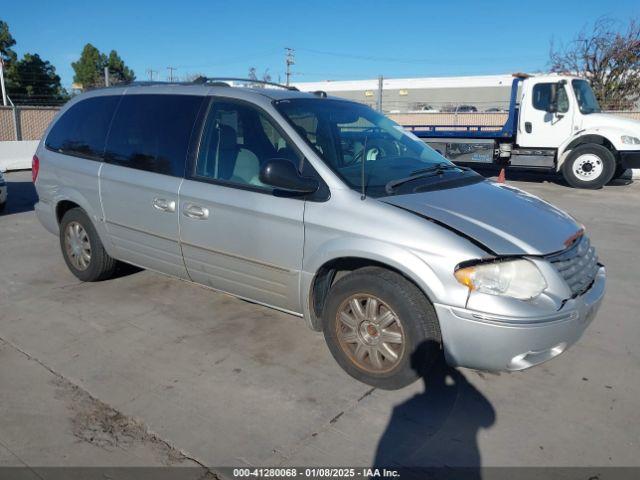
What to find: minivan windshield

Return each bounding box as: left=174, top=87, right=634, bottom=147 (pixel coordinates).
left=275, top=98, right=479, bottom=197
left=572, top=79, right=601, bottom=114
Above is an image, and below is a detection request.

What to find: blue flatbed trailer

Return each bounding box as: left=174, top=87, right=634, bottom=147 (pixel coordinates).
left=400, top=77, right=534, bottom=168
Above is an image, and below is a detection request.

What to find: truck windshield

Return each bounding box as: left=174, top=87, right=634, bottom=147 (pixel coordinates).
left=274, top=98, right=475, bottom=197
left=572, top=80, right=601, bottom=114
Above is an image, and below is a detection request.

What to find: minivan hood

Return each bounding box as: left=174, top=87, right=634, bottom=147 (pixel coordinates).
left=382, top=180, right=581, bottom=256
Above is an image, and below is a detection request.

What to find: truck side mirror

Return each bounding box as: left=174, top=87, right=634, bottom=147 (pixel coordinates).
left=547, top=102, right=558, bottom=114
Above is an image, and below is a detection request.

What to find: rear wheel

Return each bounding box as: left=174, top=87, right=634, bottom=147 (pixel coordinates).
left=59, top=208, right=117, bottom=282
left=562, top=144, right=615, bottom=189
left=322, top=267, right=441, bottom=390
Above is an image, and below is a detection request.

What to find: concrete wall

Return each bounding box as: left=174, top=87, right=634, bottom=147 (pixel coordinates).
left=0, top=141, right=38, bottom=171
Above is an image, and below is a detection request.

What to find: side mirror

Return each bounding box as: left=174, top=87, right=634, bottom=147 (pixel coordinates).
left=260, top=159, right=319, bottom=195
left=547, top=102, right=558, bottom=114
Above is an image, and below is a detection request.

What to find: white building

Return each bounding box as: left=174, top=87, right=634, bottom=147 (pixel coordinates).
left=293, top=74, right=518, bottom=113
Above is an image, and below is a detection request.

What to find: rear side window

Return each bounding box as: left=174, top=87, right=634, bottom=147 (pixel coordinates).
left=45, top=96, right=120, bottom=160
left=105, top=94, right=204, bottom=176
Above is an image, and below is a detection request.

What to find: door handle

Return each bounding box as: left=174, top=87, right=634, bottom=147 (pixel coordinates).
left=525, top=122, right=532, bottom=133
left=183, top=203, right=209, bottom=220
left=152, top=197, right=176, bottom=213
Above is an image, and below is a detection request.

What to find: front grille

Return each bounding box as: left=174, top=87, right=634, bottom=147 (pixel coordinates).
left=547, top=235, right=600, bottom=297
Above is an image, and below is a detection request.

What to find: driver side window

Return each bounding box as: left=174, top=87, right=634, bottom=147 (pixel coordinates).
left=195, top=101, right=301, bottom=189
left=532, top=83, right=569, bottom=113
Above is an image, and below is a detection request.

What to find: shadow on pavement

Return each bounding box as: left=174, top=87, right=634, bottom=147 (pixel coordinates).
left=473, top=166, right=634, bottom=188
left=1, top=177, right=38, bottom=216
left=373, top=342, right=495, bottom=479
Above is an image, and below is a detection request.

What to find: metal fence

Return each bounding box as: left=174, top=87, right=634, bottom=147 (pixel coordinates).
left=386, top=110, right=640, bottom=127
left=1, top=105, right=639, bottom=142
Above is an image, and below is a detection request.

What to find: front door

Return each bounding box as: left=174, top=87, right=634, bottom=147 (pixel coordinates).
left=179, top=99, right=305, bottom=313
left=517, top=80, right=574, bottom=148
left=100, top=93, right=204, bottom=278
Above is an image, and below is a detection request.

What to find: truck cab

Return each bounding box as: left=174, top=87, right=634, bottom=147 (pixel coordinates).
left=409, top=74, right=640, bottom=189
left=516, top=75, right=640, bottom=187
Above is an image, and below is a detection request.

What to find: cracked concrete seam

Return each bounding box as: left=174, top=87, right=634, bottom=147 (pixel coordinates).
left=0, top=334, right=220, bottom=478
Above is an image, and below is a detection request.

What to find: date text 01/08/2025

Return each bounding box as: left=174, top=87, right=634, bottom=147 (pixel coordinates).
left=231, top=467, right=400, bottom=478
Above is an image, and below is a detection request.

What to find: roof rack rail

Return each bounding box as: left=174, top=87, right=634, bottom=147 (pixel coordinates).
left=126, top=80, right=192, bottom=86
left=192, top=76, right=299, bottom=91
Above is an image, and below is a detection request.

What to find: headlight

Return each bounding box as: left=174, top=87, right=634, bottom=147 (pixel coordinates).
left=621, top=135, right=640, bottom=145
left=454, top=258, right=547, bottom=300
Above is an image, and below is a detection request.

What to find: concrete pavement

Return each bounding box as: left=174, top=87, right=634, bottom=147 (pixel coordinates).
left=0, top=170, right=639, bottom=473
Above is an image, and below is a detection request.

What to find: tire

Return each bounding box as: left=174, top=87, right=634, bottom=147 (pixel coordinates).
left=322, top=266, right=441, bottom=390
left=562, top=144, right=615, bottom=189
left=59, top=208, right=117, bottom=282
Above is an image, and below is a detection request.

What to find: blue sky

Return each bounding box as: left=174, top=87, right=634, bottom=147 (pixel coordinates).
left=3, top=0, right=639, bottom=89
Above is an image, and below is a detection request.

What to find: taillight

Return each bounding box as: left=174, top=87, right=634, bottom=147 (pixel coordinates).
left=32, top=154, right=39, bottom=183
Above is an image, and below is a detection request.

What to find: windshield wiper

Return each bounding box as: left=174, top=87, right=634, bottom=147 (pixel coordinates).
left=410, top=162, right=461, bottom=176
left=385, top=163, right=466, bottom=194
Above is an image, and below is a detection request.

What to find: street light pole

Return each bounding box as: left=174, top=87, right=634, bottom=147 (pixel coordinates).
left=0, top=58, right=7, bottom=106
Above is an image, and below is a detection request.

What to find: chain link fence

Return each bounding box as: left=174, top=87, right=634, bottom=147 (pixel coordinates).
left=0, top=103, right=639, bottom=142
left=0, top=106, right=60, bottom=141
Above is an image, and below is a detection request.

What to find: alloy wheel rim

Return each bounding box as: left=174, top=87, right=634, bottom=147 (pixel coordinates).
left=64, top=221, right=91, bottom=271
left=574, top=154, right=603, bottom=181
left=336, top=294, right=405, bottom=374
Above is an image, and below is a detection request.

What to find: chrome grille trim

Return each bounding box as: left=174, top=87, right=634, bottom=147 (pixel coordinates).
left=546, top=236, right=599, bottom=297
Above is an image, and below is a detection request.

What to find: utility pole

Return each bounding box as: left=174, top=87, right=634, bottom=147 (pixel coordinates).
left=0, top=58, right=7, bottom=106
left=167, top=66, right=177, bottom=82
left=376, top=75, right=383, bottom=112
left=104, top=67, right=110, bottom=87
left=146, top=68, right=157, bottom=81
left=285, top=48, right=295, bottom=86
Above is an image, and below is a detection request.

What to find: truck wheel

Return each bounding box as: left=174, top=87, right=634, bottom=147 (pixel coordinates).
left=59, top=208, right=117, bottom=282
left=562, top=144, right=615, bottom=189
left=322, top=266, right=441, bottom=390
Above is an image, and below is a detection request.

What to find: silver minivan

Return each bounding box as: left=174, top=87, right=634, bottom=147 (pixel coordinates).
left=34, top=79, right=606, bottom=389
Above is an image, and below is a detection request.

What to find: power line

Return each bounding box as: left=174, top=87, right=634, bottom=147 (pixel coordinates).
left=297, top=47, right=548, bottom=65
left=171, top=49, right=282, bottom=70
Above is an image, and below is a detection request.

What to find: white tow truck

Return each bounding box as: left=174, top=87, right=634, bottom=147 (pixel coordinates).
left=404, top=74, right=640, bottom=189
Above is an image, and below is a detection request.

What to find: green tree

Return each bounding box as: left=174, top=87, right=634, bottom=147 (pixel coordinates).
left=71, top=44, right=135, bottom=89
left=9, top=53, right=67, bottom=104
left=1, top=20, right=66, bottom=105
left=71, top=44, right=107, bottom=89
left=0, top=19, right=17, bottom=65
left=106, top=50, right=135, bottom=83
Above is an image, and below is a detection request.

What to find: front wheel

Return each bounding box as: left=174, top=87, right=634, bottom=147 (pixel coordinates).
left=322, top=267, right=441, bottom=390
left=562, top=144, right=615, bottom=189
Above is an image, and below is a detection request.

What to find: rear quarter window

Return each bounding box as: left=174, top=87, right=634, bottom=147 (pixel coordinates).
left=104, top=94, right=204, bottom=177
left=45, top=96, right=121, bottom=160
